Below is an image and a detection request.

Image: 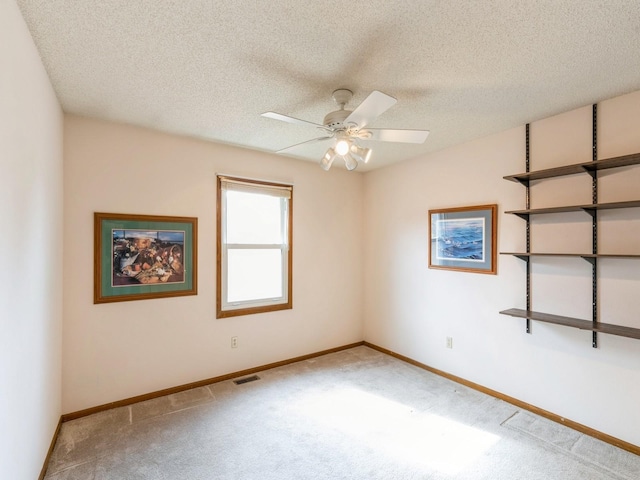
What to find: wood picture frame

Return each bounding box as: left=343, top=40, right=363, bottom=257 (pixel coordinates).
left=428, top=204, right=497, bottom=274
left=94, top=212, right=197, bottom=303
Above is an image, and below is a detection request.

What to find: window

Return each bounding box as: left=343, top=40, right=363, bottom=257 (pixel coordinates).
left=217, top=176, right=292, bottom=318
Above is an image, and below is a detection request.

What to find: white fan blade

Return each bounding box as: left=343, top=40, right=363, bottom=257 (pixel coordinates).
left=365, top=128, right=429, bottom=144
left=343, top=91, right=397, bottom=130
left=261, top=112, right=327, bottom=130
left=276, top=136, right=333, bottom=153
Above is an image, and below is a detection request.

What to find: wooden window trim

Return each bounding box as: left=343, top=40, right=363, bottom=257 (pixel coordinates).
left=216, top=175, right=293, bottom=318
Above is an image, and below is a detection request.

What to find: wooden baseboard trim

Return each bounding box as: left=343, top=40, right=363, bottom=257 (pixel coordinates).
left=39, top=416, right=62, bottom=480
left=364, top=341, right=640, bottom=456
left=62, top=341, right=364, bottom=422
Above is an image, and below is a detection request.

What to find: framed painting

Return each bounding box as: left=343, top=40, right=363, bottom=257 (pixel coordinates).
left=94, top=212, right=197, bottom=303
left=428, top=204, right=497, bottom=274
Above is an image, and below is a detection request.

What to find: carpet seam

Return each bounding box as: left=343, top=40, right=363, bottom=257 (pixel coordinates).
left=363, top=341, right=640, bottom=456
left=503, top=423, right=631, bottom=480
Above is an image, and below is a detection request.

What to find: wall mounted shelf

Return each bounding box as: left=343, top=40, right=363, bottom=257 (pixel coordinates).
left=500, top=107, right=640, bottom=346
left=502, top=252, right=640, bottom=260
left=500, top=308, right=640, bottom=340
left=505, top=200, right=640, bottom=220
left=503, top=152, right=640, bottom=185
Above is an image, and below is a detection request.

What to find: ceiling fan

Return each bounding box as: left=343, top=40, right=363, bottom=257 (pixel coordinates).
left=261, top=89, right=429, bottom=171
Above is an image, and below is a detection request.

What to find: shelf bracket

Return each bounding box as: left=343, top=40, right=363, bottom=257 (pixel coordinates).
left=513, top=212, right=530, bottom=221
left=582, top=207, right=596, bottom=218
left=581, top=256, right=596, bottom=266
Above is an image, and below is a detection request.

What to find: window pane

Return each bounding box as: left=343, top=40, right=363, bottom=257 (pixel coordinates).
left=226, top=191, right=283, bottom=244
left=227, top=249, right=283, bottom=302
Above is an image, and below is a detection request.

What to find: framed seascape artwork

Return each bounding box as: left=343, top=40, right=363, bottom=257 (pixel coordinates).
left=94, top=212, right=198, bottom=303
left=428, top=204, right=497, bottom=275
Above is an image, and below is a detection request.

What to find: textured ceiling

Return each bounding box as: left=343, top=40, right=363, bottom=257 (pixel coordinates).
left=16, top=0, right=640, bottom=171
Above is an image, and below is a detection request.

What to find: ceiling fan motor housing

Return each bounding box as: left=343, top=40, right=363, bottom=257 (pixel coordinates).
left=323, top=88, right=355, bottom=129
left=323, top=109, right=352, bottom=129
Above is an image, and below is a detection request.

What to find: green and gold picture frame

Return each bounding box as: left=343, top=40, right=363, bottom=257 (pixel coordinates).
left=94, top=212, right=197, bottom=303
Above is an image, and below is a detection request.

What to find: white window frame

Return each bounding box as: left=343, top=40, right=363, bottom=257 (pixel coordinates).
left=216, top=175, right=292, bottom=318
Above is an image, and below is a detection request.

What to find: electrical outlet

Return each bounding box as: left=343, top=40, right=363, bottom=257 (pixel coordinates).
left=231, top=336, right=238, bottom=348
left=446, top=337, right=453, bottom=349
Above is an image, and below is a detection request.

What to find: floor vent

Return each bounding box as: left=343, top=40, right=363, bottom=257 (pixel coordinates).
left=233, top=375, right=260, bottom=385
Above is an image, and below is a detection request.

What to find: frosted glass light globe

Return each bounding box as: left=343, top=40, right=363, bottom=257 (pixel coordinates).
left=335, top=138, right=350, bottom=156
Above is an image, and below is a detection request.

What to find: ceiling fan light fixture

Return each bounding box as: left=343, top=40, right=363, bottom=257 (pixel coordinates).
left=320, top=148, right=337, bottom=171
left=335, top=136, right=351, bottom=156
left=344, top=153, right=358, bottom=171
left=350, top=144, right=372, bottom=164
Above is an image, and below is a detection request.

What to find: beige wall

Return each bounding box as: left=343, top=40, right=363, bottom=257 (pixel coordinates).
left=363, top=89, right=640, bottom=446
left=0, top=1, right=64, bottom=478
left=62, top=115, right=364, bottom=412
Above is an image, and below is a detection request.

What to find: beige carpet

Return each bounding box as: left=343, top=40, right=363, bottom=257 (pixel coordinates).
left=44, top=346, right=640, bottom=479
